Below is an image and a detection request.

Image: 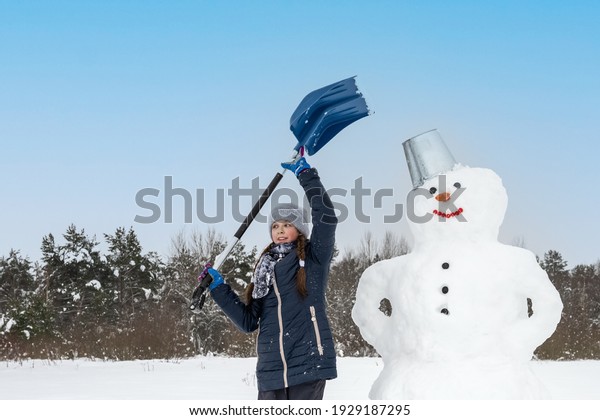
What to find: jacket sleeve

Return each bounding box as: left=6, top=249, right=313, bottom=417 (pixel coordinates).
left=298, top=167, right=338, bottom=264
left=210, top=283, right=262, bottom=333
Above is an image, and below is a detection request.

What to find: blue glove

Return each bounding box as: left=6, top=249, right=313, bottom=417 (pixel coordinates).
left=207, top=267, right=224, bottom=290
left=281, top=156, right=311, bottom=176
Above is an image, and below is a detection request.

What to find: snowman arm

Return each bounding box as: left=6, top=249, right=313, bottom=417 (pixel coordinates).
left=513, top=254, right=564, bottom=349
left=352, top=261, right=396, bottom=357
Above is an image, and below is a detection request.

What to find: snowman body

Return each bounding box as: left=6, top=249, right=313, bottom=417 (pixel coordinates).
left=352, top=166, right=563, bottom=399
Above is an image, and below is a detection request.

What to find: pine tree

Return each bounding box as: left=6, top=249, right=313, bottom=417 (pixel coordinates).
left=0, top=251, right=35, bottom=337
left=569, top=264, right=600, bottom=358
left=537, top=250, right=571, bottom=359
left=40, top=225, right=109, bottom=328
left=540, top=250, right=569, bottom=282
left=104, top=227, right=160, bottom=322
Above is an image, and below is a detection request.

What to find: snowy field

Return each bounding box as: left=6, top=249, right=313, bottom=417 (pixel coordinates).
left=2, top=357, right=600, bottom=419
left=1, top=356, right=599, bottom=400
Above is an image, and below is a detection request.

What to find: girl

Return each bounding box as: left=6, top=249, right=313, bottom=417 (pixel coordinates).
left=206, top=156, right=338, bottom=400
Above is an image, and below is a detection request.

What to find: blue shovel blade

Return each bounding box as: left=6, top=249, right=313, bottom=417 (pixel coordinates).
left=300, top=96, right=370, bottom=155
left=290, top=77, right=369, bottom=153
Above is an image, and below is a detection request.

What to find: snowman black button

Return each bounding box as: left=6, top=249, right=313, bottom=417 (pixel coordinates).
left=441, top=308, right=449, bottom=315
left=442, top=286, right=449, bottom=294
left=442, top=262, right=450, bottom=269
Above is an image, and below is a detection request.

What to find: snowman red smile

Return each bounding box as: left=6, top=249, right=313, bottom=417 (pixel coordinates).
left=433, top=207, right=464, bottom=218
left=433, top=191, right=464, bottom=218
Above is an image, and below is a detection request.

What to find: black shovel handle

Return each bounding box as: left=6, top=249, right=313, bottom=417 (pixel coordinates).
left=233, top=172, right=284, bottom=240
left=190, top=171, right=285, bottom=312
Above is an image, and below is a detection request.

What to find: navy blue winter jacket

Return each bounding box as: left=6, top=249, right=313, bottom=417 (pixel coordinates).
left=210, top=168, right=338, bottom=392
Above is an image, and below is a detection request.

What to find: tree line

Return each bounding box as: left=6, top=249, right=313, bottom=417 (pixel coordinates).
left=1, top=225, right=598, bottom=360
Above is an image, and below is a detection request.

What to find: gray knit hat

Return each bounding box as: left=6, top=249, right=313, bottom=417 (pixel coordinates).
left=268, top=203, right=310, bottom=238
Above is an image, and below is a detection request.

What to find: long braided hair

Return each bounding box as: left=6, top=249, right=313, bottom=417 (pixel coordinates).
left=244, top=233, right=307, bottom=304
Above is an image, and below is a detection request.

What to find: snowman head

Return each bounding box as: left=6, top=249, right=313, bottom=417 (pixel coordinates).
left=407, top=165, right=508, bottom=244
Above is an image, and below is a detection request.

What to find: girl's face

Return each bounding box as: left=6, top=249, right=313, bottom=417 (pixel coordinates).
left=271, top=220, right=299, bottom=244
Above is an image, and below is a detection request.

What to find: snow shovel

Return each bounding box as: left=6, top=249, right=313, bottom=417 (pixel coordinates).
left=189, top=76, right=370, bottom=311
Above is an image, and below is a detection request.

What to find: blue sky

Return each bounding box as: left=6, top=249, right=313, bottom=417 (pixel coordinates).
left=1, top=0, right=599, bottom=267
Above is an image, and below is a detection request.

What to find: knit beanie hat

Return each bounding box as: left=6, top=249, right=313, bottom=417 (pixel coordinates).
left=268, top=203, right=310, bottom=238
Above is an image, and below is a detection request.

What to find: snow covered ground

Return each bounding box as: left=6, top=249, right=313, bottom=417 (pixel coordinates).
left=1, top=357, right=599, bottom=420
left=1, top=356, right=599, bottom=400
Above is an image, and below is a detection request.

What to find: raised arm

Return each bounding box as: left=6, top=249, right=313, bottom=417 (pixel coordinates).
left=299, top=167, right=338, bottom=263
left=281, top=155, right=337, bottom=263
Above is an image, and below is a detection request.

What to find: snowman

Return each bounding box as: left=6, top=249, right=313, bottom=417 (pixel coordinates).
left=352, top=130, right=563, bottom=399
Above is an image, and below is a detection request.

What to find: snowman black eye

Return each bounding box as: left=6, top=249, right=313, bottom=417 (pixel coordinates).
left=429, top=187, right=437, bottom=195
left=453, top=182, right=461, bottom=189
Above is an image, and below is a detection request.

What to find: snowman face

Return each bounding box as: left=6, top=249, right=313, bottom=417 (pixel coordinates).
left=407, top=166, right=508, bottom=242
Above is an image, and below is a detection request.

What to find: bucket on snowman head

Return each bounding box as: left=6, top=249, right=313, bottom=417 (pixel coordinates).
left=402, top=129, right=458, bottom=189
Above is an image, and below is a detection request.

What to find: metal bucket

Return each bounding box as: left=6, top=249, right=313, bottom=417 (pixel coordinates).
left=402, top=129, right=458, bottom=189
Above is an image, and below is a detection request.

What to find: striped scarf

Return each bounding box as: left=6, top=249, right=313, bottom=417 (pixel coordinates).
left=251, top=242, right=296, bottom=299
